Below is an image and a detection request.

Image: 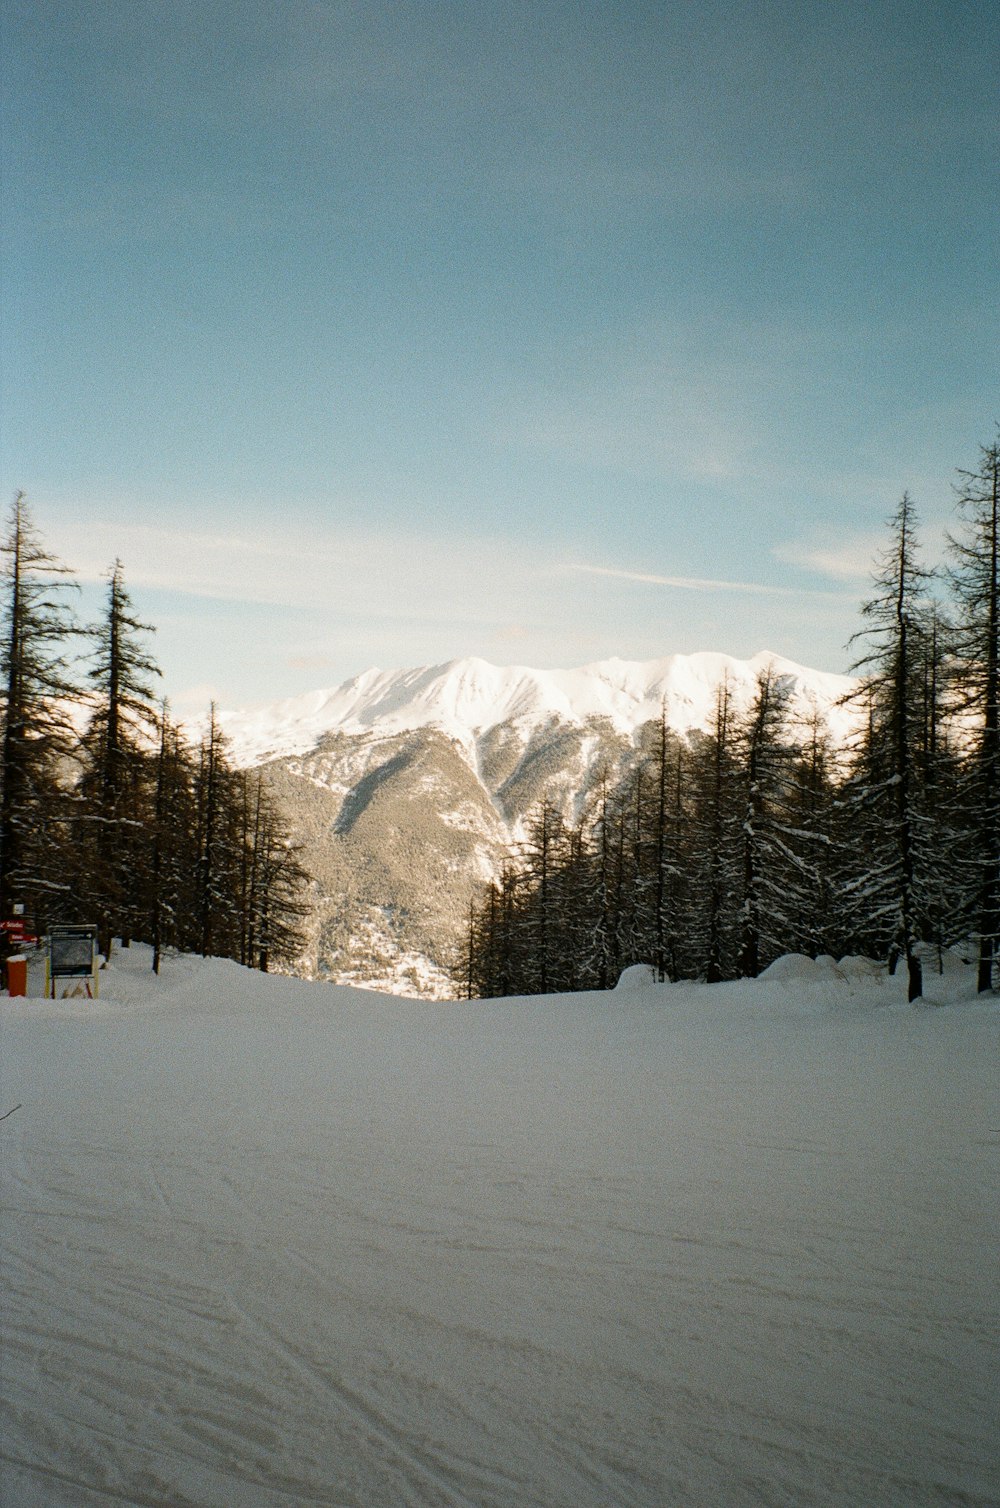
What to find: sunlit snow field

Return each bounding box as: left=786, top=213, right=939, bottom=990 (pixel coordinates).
left=1, top=947, right=997, bottom=1507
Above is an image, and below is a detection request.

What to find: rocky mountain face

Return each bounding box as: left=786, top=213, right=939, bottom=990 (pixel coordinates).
left=219, top=652, right=855, bottom=998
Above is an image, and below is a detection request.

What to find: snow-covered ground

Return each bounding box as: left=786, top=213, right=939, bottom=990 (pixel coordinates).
left=1, top=947, right=997, bottom=1507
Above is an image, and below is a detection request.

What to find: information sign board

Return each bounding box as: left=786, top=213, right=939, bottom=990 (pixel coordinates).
left=47, top=926, right=99, bottom=998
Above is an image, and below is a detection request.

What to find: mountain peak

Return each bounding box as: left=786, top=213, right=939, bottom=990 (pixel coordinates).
left=209, top=651, right=856, bottom=767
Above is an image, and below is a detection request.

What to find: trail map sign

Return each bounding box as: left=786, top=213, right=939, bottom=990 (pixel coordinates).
left=47, top=926, right=99, bottom=999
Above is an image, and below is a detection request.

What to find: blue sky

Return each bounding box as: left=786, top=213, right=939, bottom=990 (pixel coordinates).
left=1, top=0, right=996, bottom=711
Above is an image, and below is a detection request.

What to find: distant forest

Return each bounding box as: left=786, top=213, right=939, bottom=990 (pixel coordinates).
left=467, top=436, right=1000, bottom=1003
left=0, top=500, right=308, bottom=979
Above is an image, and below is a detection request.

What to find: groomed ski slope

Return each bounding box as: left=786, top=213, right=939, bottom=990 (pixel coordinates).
left=1, top=948, right=997, bottom=1507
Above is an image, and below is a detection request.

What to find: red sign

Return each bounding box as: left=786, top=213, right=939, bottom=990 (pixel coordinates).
left=3, top=918, right=38, bottom=947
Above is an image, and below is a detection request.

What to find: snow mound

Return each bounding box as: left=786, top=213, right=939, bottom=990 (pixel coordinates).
left=758, top=953, right=844, bottom=983
left=836, top=954, right=887, bottom=981
left=615, top=963, right=659, bottom=990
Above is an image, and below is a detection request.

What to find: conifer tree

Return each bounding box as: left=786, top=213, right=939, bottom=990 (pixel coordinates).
left=495, top=861, right=521, bottom=996
left=79, top=559, right=160, bottom=956
left=647, top=709, right=687, bottom=981
left=948, top=438, right=1000, bottom=990
left=618, top=764, right=651, bottom=970
left=688, top=678, right=740, bottom=980
left=734, top=666, right=797, bottom=978
left=0, top=494, right=80, bottom=956
left=149, top=704, right=199, bottom=972
left=238, top=771, right=310, bottom=971
left=195, top=706, right=242, bottom=958
left=846, top=493, right=931, bottom=1001
left=590, top=772, right=619, bottom=989
left=516, top=800, right=562, bottom=993
left=782, top=707, right=841, bottom=959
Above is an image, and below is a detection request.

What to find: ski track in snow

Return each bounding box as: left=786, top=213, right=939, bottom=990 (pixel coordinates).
left=1, top=949, right=998, bottom=1507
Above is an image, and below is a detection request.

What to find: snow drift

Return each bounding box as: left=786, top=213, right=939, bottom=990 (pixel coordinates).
left=1, top=949, right=997, bottom=1506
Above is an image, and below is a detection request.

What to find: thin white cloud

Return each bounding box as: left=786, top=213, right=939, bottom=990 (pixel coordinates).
left=772, top=537, right=882, bottom=583
left=775, top=521, right=951, bottom=584
left=570, top=563, right=836, bottom=598
left=45, top=520, right=304, bottom=606
left=43, top=513, right=558, bottom=624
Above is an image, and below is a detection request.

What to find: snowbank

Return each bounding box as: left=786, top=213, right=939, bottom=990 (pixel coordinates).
left=614, top=962, right=658, bottom=990
left=1, top=947, right=997, bottom=1506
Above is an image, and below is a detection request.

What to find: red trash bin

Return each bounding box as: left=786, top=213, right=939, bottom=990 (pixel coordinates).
left=7, top=954, right=27, bottom=997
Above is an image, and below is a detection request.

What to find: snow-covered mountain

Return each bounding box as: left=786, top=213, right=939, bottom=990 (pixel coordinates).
left=216, top=651, right=858, bottom=997
left=216, top=650, right=857, bottom=767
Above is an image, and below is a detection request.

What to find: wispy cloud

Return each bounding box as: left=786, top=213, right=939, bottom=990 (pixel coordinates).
left=43, top=513, right=559, bottom=624
left=45, top=520, right=302, bottom=605
left=775, top=517, right=952, bottom=584
left=772, top=538, right=881, bottom=584
left=570, top=563, right=842, bottom=598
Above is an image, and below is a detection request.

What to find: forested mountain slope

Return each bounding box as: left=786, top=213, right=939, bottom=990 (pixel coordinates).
left=221, top=652, right=856, bottom=995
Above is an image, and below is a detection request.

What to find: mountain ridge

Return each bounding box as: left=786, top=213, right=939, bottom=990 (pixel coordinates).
left=212, top=649, right=857, bottom=768
left=204, top=649, right=859, bottom=997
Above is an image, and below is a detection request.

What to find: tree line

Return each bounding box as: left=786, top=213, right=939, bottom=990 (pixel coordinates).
left=0, top=496, right=309, bottom=978
left=466, top=437, right=999, bottom=1003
